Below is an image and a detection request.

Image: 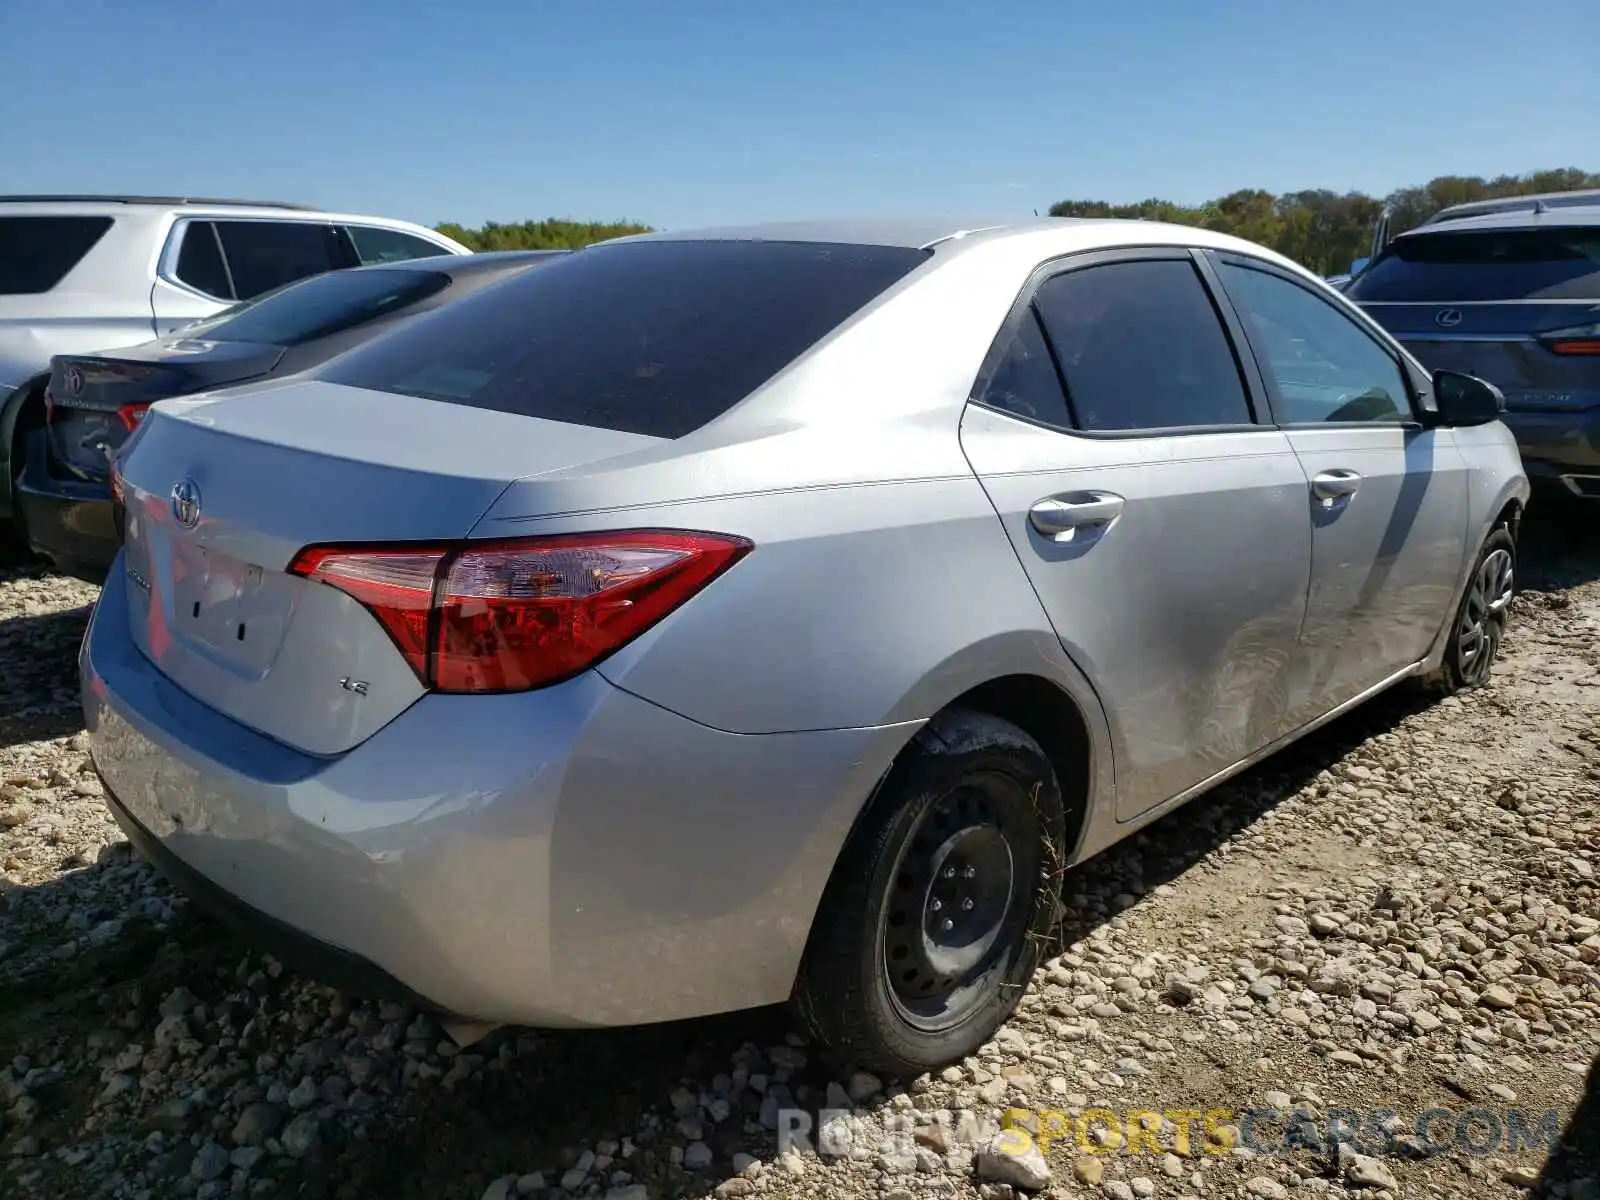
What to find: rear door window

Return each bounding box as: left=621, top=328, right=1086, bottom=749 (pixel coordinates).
left=320, top=238, right=931, bottom=438
left=171, top=268, right=448, bottom=345
left=175, top=222, right=234, bottom=298
left=1031, top=258, right=1256, bottom=432
left=212, top=220, right=345, bottom=300
left=347, top=225, right=454, bottom=264
left=0, top=216, right=114, bottom=294
left=1346, top=227, right=1600, bottom=302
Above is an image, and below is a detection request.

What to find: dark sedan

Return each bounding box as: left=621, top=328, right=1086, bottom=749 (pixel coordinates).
left=16, top=249, right=565, bottom=581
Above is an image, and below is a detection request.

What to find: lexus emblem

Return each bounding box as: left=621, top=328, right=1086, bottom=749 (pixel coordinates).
left=63, top=364, right=83, bottom=396
left=1434, top=308, right=1464, bottom=328
left=170, top=478, right=202, bottom=529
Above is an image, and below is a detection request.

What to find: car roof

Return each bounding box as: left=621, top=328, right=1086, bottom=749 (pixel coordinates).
left=604, top=215, right=1126, bottom=250
left=1420, top=188, right=1600, bottom=226
left=1394, top=206, right=1600, bottom=239
left=0, top=193, right=319, bottom=210
left=349, top=249, right=569, bottom=277
left=597, top=215, right=1319, bottom=281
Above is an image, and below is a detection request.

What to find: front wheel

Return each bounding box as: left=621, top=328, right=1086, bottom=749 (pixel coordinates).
left=1421, top=525, right=1517, bottom=694
left=790, top=708, right=1066, bottom=1079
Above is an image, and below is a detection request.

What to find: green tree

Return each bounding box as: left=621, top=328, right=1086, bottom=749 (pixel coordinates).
left=1049, top=168, right=1599, bottom=274
left=433, top=218, right=652, bottom=251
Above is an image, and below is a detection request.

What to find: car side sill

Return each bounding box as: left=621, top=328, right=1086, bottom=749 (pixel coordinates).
left=1073, top=659, right=1422, bottom=861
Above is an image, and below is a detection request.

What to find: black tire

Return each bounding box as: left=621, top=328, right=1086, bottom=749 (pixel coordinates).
left=1419, top=524, right=1517, bottom=694
left=791, top=707, right=1066, bottom=1079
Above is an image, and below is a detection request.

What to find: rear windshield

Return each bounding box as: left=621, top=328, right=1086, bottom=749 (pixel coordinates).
left=0, top=216, right=114, bottom=295
left=319, top=238, right=932, bottom=439
left=1346, top=226, right=1600, bottom=302
left=173, top=267, right=448, bottom=346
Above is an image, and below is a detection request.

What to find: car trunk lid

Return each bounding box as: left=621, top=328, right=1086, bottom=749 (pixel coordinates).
left=47, top=341, right=286, bottom=480
left=1358, top=301, right=1600, bottom=412
left=114, top=378, right=665, bottom=755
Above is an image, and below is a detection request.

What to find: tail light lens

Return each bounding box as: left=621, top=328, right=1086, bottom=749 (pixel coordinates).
left=117, top=402, right=152, bottom=431
left=289, top=530, right=752, bottom=693
left=1537, top=322, right=1600, bottom=356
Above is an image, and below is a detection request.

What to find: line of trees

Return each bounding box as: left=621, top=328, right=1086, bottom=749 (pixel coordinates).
left=1049, top=167, right=1600, bottom=275
left=431, top=168, right=1599, bottom=273
left=431, top=218, right=652, bottom=251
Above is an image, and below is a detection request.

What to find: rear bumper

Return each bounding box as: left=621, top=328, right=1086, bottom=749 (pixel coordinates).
left=81, top=560, right=918, bottom=1028
left=14, top=428, right=117, bottom=581
left=1501, top=408, right=1600, bottom=497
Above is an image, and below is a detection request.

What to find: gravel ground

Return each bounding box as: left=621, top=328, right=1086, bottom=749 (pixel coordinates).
left=1, top=510, right=1597, bottom=1200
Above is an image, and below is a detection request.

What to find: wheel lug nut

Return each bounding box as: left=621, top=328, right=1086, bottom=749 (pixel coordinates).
left=941, top=918, right=954, bottom=932
left=962, top=898, right=975, bottom=911
left=930, top=899, right=942, bottom=912
left=943, top=867, right=956, bottom=879
left=963, top=866, right=976, bottom=878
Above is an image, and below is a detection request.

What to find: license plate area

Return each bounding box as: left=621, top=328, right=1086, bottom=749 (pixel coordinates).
left=166, top=536, right=295, bottom=675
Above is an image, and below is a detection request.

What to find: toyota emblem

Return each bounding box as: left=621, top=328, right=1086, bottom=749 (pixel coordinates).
left=63, top=364, right=83, bottom=396
left=170, top=478, right=202, bottom=529
left=1434, top=309, right=1464, bottom=328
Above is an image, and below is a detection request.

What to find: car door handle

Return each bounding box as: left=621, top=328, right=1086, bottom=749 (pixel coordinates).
left=1029, top=491, right=1125, bottom=537
left=1311, top=469, right=1362, bottom=501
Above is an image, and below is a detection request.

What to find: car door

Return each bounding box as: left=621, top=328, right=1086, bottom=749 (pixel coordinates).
left=342, top=224, right=457, bottom=265
left=1202, top=250, right=1469, bottom=723
left=958, top=248, right=1313, bottom=822
left=151, top=219, right=348, bottom=335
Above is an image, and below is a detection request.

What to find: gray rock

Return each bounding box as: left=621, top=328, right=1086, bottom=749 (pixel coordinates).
left=1341, top=1151, right=1399, bottom=1191
left=974, top=1133, right=1052, bottom=1192
left=280, top=1113, right=320, bottom=1158
left=231, top=1103, right=283, bottom=1147
left=190, top=1142, right=230, bottom=1182
left=287, top=1077, right=318, bottom=1111
left=1245, top=1178, right=1287, bottom=1200
left=683, top=1141, right=714, bottom=1170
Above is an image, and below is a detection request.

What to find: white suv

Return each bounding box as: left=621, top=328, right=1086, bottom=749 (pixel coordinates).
left=0, top=194, right=470, bottom=542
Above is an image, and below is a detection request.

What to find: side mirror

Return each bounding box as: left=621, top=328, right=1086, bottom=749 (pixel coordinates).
left=1348, top=257, right=1370, bottom=277
left=1429, top=370, right=1504, bottom=426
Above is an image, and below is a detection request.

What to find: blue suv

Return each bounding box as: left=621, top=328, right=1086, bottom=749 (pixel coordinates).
left=1345, top=190, right=1600, bottom=501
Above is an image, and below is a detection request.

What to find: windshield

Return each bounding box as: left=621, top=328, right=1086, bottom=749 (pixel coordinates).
left=1346, top=226, right=1600, bottom=303
left=173, top=267, right=448, bottom=345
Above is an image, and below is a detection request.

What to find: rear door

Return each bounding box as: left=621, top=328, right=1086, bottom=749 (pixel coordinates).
left=958, top=248, right=1313, bottom=822
left=1205, top=251, right=1469, bottom=720
left=342, top=223, right=458, bottom=265
left=151, top=218, right=348, bottom=335
left=1345, top=224, right=1600, bottom=483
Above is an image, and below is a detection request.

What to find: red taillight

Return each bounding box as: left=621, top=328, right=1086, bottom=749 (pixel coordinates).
left=1538, top=323, right=1600, bottom=356
left=288, top=530, right=752, bottom=694
left=117, top=402, right=152, bottom=431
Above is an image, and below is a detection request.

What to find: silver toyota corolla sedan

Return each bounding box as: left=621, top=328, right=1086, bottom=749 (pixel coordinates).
left=81, top=216, right=1529, bottom=1077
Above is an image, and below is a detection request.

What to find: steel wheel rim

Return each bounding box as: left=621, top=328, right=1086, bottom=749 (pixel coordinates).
left=882, top=772, right=1036, bottom=1032
left=1458, top=547, right=1513, bottom=684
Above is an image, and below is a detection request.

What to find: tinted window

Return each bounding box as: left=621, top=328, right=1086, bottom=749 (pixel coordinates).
left=1032, top=259, right=1253, bottom=431
left=214, top=221, right=343, bottom=299
left=321, top=239, right=930, bottom=439
left=0, top=216, right=114, bottom=294
left=978, top=308, right=1073, bottom=427
left=1218, top=262, right=1411, bottom=425
left=171, top=268, right=447, bottom=346
left=1346, top=227, right=1600, bottom=302
left=348, top=225, right=453, bottom=265
left=175, top=222, right=233, bottom=298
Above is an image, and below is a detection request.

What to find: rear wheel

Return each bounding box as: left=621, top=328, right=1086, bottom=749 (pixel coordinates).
left=791, top=708, right=1065, bottom=1079
left=1421, top=525, right=1516, bottom=694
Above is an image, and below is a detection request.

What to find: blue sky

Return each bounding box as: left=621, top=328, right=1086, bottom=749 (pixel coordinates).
left=2, top=0, right=1594, bottom=231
